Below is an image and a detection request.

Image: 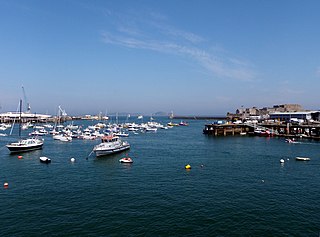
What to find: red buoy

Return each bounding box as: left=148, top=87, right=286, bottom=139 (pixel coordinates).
left=4, top=182, right=9, bottom=188
left=18, top=155, right=23, bottom=159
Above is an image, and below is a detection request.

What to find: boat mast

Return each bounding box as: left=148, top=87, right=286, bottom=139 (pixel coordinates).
left=19, top=99, right=22, bottom=137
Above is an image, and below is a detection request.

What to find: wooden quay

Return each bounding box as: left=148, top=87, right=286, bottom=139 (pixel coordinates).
left=203, top=122, right=320, bottom=140
left=203, top=124, right=254, bottom=136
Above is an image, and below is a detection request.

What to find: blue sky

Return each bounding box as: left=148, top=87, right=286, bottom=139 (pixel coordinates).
left=0, top=0, right=320, bottom=116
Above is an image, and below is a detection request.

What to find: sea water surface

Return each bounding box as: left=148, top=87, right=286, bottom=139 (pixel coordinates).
left=1, top=118, right=320, bottom=236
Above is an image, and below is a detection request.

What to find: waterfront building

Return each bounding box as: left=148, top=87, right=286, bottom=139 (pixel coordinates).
left=273, top=104, right=302, bottom=112
left=269, top=111, right=320, bottom=122
left=231, top=104, right=305, bottom=121
left=0, top=112, right=51, bottom=123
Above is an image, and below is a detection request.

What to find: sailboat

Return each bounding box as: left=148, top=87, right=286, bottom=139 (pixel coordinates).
left=6, top=100, right=44, bottom=153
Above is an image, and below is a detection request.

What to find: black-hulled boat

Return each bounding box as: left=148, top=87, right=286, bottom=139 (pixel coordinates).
left=6, top=99, right=44, bottom=154
left=6, top=137, right=44, bottom=153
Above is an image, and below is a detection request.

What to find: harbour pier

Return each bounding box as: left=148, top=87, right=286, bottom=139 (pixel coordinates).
left=203, top=123, right=320, bottom=140
left=262, top=123, right=320, bottom=138
left=203, top=124, right=254, bottom=136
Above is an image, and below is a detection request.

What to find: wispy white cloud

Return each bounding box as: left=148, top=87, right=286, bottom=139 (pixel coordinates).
left=101, top=10, right=257, bottom=81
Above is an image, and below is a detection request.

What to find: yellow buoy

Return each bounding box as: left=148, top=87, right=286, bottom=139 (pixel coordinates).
left=185, top=164, right=191, bottom=169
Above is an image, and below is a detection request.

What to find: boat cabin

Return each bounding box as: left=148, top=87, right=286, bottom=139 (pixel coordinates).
left=101, top=135, right=119, bottom=143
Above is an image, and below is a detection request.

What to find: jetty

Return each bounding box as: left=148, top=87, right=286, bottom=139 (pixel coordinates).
left=203, top=123, right=320, bottom=140
left=203, top=124, right=253, bottom=136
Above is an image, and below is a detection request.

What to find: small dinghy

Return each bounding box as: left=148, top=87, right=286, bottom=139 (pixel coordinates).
left=295, top=157, right=310, bottom=161
left=40, top=156, right=51, bottom=163
left=119, top=157, right=133, bottom=163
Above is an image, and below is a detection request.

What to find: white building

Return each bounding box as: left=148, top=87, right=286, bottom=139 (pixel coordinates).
left=269, top=111, right=320, bottom=122
left=0, top=112, right=51, bottom=123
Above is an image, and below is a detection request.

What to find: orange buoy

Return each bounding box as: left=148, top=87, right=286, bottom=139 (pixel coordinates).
left=4, top=182, right=9, bottom=188
left=18, top=155, right=23, bottom=159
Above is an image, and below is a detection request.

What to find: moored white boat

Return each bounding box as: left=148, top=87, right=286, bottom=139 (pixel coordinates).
left=80, top=132, right=96, bottom=140
left=6, top=137, right=44, bottom=153
left=93, top=135, right=130, bottom=157
left=43, top=124, right=54, bottom=129
left=145, top=127, right=157, bottom=132
left=114, top=131, right=129, bottom=137
left=29, top=129, right=48, bottom=136
left=6, top=99, right=44, bottom=154
left=0, top=123, right=12, bottom=130
left=53, top=134, right=72, bottom=141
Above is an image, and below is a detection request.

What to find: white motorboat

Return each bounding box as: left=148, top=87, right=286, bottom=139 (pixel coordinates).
left=6, top=99, right=45, bottom=153
left=80, top=132, right=96, bottom=140
left=145, top=127, right=157, bottom=132
left=0, top=123, right=12, bottom=129
left=43, top=124, right=54, bottom=129
left=53, top=134, right=72, bottom=142
left=65, top=123, right=79, bottom=130
left=29, top=129, right=48, bottom=136
left=114, top=131, right=129, bottom=137
left=93, top=135, right=130, bottom=157
left=6, top=137, right=44, bottom=153
left=49, top=129, right=60, bottom=135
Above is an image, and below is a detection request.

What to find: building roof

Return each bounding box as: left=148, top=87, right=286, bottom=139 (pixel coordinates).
left=270, top=111, right=319, bottom=115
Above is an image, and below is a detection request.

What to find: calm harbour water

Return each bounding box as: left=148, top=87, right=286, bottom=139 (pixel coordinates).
left=1, top=118, right=320, bottom=236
